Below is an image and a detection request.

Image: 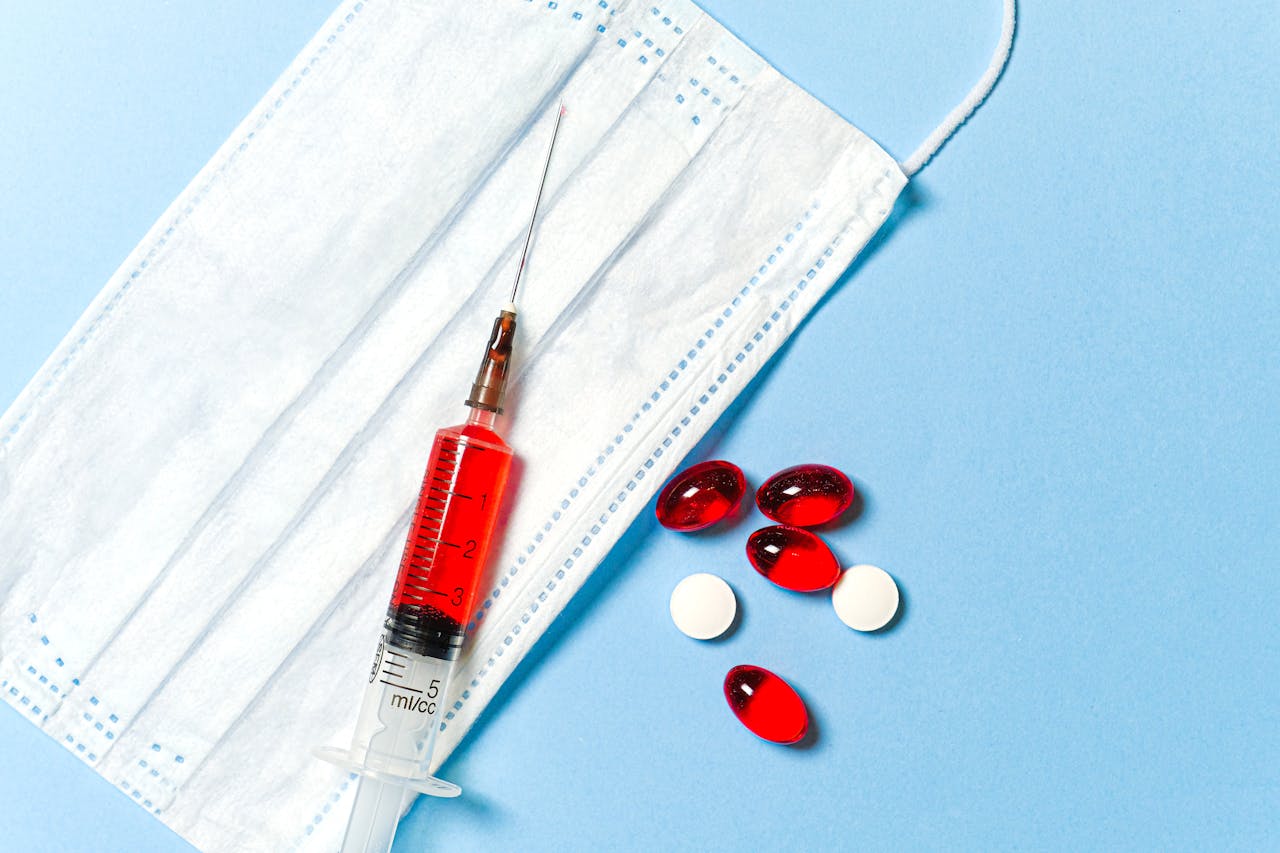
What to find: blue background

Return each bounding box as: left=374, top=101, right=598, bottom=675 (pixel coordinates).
left=2, top=1, right=1277, bottom=850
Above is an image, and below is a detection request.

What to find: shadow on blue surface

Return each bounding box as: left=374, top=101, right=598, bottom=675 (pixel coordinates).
left=789, top=683, right=823, bottom=751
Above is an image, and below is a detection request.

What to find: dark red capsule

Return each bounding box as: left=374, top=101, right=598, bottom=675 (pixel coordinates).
left=655, top=460, right=746, bottom=531
left=745, top=525, right=840, bottom=592
left=756, top=464, right=854, bottom=527
left=723, top=665, right=808, bottom=745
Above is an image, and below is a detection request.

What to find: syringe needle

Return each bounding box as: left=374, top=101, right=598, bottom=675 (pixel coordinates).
left=508, top=101, right=567, bottom=307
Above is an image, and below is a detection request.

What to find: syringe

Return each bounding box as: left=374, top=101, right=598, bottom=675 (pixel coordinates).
left=315, top=104, right=565, bottom=853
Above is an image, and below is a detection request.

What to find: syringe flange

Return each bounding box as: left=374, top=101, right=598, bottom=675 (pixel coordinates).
left=312, top=746, right=460, bottom=798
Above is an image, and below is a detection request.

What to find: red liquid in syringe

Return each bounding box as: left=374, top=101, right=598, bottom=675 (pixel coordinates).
left=385, top=413, right=512, bottom=659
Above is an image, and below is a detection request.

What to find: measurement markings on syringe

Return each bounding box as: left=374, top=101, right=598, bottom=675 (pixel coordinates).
left=388, top=680, right=441, bottom=714
left=378, top=648, right=410, bottom=684
left=428, top=488, right=471, bottom=499
left=415, top=536, right=461, bottom=549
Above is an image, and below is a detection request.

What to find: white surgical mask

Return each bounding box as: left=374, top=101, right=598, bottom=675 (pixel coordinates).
left=0, top=0, right=1013, bottom=849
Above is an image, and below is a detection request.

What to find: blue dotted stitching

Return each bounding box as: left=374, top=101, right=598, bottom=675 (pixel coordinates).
left=0, top=0, right=368, bottom=452
left=4, top=617, right=136, bottom=761
left=671, top=54, right=745, bottom=125
left=583, top=3, right=683, bottom=65
left=118, top=747, right=186, bottom=814
left=300, top=774, right=354, bottom=841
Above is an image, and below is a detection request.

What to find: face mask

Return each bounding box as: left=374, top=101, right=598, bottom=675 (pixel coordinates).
left=0, top=0, right=1013, bottom=849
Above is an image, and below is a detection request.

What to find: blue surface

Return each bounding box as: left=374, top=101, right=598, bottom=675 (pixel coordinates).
left=2, top=1, right=1278, bottom=850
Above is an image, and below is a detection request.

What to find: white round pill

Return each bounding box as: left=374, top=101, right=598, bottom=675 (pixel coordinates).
left=669, top=572, right=737, bottom=640
left=832, top=564, right=899, bottom=632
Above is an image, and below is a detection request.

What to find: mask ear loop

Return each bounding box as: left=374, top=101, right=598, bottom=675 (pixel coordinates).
left=900, top=0, right=1017, bottom=177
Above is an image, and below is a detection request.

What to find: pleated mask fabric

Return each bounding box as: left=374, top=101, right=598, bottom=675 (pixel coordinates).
left=0, top=0, right=1013, bottom=848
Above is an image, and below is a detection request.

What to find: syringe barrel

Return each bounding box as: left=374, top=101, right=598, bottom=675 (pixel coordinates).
left=385, top=413, right=513, bottom=660
left=323, top=355, right=517, bottom=846
left=347, top=635, right=454, bottom=777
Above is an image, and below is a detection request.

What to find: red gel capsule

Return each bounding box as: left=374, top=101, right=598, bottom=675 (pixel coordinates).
left=756, top=464, right=854, bottom=527
left=723, top=665, right=808, bottom=745
left=745, top=525, right=840, bottom=592
left=655, top=460, right=746, bottom=531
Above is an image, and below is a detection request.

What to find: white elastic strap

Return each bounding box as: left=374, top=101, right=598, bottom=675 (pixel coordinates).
left=900, top=0, right=1016, bottom=177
